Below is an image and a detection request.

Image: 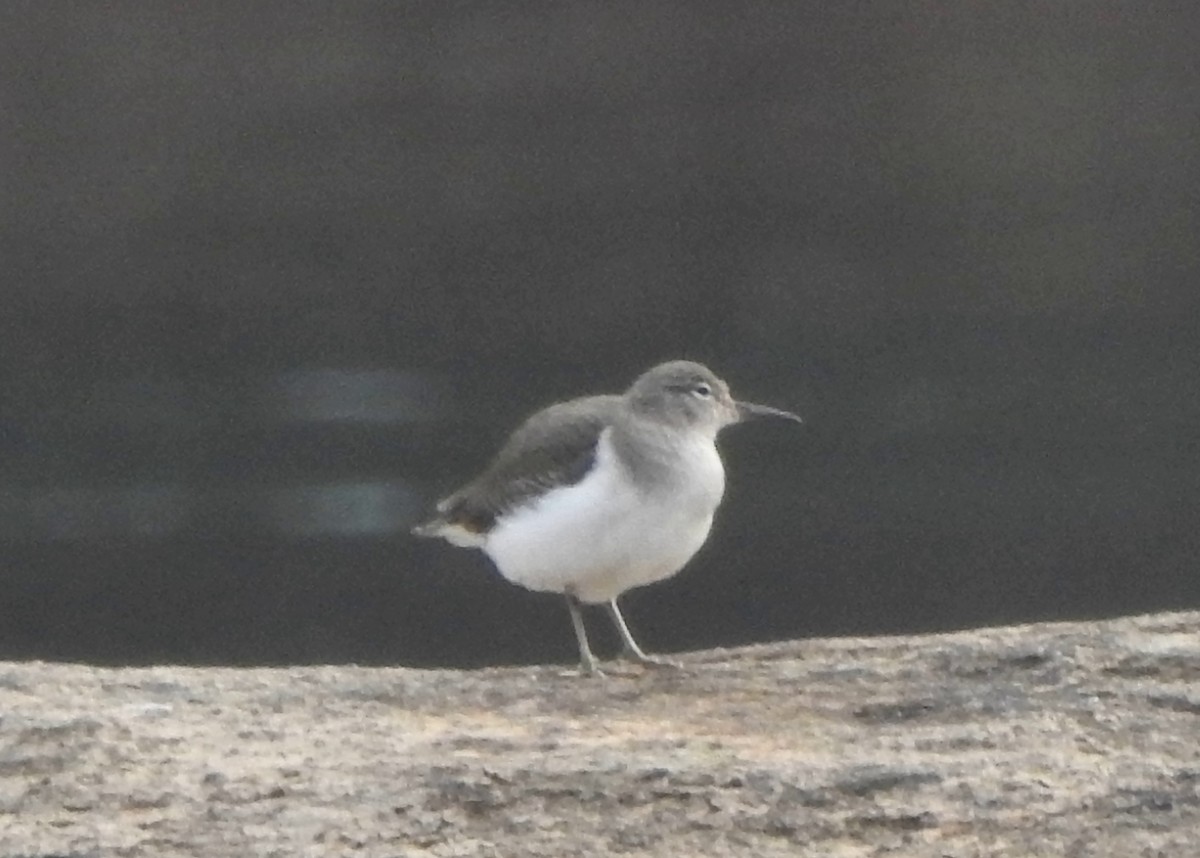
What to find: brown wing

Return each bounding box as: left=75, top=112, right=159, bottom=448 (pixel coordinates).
left=413, top=395, right=620, bottom=538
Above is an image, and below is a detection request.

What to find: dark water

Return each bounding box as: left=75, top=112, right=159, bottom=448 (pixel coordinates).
left=3, top=308, right=1196, bottom=667
left=3, top=3, right=1199, bottom=665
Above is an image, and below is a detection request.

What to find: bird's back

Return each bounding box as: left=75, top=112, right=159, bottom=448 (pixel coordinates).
left=412, top=394, right=620, bottom=545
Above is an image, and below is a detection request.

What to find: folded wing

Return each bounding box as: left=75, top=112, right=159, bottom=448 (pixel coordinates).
left=412, top=395, right=620, bottom=542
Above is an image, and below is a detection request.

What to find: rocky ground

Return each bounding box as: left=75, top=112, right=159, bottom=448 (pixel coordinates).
left=2, top=611, right=1199, bottom=857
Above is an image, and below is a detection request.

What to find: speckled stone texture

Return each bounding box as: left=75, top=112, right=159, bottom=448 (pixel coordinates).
left=2, top=611, right=1199, bottom=856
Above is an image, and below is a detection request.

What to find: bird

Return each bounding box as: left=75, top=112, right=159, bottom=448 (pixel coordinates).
left=412, top=360, right=802, bottom=674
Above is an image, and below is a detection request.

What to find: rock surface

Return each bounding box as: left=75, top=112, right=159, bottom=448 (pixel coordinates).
left=2, top=611, right=1199, bottom=856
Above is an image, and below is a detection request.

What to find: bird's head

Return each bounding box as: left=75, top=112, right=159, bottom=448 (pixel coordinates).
left=626, top=360, right=802, bottom=437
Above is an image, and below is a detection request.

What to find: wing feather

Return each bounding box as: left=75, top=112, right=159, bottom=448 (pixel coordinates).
left=413, top=394, right=619, bottom=539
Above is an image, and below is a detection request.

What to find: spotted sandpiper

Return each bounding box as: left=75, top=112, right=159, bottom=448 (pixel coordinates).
left=412, top=360, right=802, bottom=674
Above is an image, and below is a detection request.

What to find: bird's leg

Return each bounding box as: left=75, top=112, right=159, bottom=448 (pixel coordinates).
left=606, top=598, right=680, bottom=669
left=565, top=591, right=603, bottom=676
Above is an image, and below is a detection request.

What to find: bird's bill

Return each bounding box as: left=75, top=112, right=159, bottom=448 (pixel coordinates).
left=735, top=400, right=803, bottom=424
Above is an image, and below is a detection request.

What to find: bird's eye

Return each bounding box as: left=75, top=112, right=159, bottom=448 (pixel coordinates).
left=693, top=382, right=712, bottom=398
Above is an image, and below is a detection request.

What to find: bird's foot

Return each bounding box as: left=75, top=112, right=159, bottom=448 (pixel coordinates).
left=617, top=649, right=683, bottom=670
left=577, top=654, right=606, bottom=677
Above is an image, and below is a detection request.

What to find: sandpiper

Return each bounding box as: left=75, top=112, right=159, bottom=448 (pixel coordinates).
left=413, top=360, right=802, bottom=674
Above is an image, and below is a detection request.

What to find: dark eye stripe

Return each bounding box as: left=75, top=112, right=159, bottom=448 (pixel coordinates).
left=667, top=381, right=713, bottom=396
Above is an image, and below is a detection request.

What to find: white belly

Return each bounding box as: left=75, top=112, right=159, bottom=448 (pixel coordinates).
left=482, top=431, right=725, bottom=603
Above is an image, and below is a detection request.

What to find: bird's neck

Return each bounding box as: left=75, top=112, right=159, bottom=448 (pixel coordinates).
left=607, top=417, right=723, bottom=494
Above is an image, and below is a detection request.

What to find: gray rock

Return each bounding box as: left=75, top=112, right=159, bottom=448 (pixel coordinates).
left=1, top=611, right=1199, bottom=856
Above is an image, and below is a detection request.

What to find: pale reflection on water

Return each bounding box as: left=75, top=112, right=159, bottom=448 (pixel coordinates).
left=264, top=481, right=423, bottom=537
left=4, top=368, right=447, bottom=542
left=272, top=369, right=454, bottom=424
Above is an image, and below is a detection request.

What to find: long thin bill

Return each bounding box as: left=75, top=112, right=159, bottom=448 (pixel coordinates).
left=735, top=400, right=803, bottom=424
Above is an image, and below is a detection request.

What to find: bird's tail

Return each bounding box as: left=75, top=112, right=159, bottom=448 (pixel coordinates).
left=411, top=514, right=487, bottom=548
left=410, top=517, right=445, bottom=538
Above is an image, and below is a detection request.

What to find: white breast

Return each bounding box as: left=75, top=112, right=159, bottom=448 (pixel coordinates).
left=482, top=429, right=726, bottom=603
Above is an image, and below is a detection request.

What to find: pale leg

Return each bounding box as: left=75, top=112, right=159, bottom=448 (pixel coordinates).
left=565, top=592, right=602, bottom=675
left=606, top=598, right=678, bottom=668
